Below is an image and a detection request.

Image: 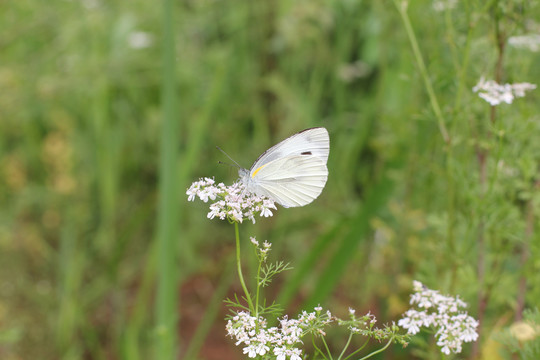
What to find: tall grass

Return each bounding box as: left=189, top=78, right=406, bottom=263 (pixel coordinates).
left=154, top=0, right=180, bottom=358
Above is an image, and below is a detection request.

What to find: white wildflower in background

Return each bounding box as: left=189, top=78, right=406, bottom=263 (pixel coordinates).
left=337, top=61, right=372, bottom=82
left=509, top=321, right=538, bottom=342
left=80, top=0, right=100, bottom=9
left=433, top=0, right=457, bottom=12
left=508, top=34, right=540, bottom=52
left=187, top=177, right=277, bottom=224
left=128, top=31, right=154, bottom=49
left=399, top=281, right=479, bottom=355
left=473, top=77, right=536, bottom=106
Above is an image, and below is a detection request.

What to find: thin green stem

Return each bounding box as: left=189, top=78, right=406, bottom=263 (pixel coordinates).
left=337, top=333, right=354, bottom=360
left=235, top=222, right=255, bottom=313
left=343, top=339, right=369, bottom=360
left=321, top=336, right=334, bottom=360
left=312, top=336, right=327, bottom=359
left=447, top=1, right=473, bottom=291
left=255, top=250, right=263, bottom=318
left=394, top=0, right=450, bottom=144
left=356, top=337, right=394, bottom=360
left=454, top=12, right=473, bottom=112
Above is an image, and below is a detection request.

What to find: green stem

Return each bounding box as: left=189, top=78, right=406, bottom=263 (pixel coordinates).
left=453, top=11, right=473, bottom=112
left=343, top=339, right=369, bottom=360
left=394, top=0, right=450, bottom=144
left=312, top=336, right=327, bottom=359
left=321, top=336, right=334, bottom=360
left=337, top=333, right=354, bottom=360
left=235, top=222, right=255, bottom=313
left=357, top=337, right=394, bottom=360
left=255, top=249, right=263, bottom=318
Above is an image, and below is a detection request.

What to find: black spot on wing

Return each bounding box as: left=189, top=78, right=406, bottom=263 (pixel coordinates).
left=301, top=151, right=312, bottom=155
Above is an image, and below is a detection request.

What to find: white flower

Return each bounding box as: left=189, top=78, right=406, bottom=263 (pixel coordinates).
left=243, top=344, right=257, bottom=358
left=81, top=0, right=100, bottom=9
left=128, top=31, right=154, bottom=49
left=337, top=61, right=371, bottom=82
left=433, top=0, right=457, bottom=12
left=274, top=346, right=303, bottom=360
left=251, top=237, right=272, bottom=260
left=473, top=77, right=536, bottom=105
left=508, top=34, right=540, bottom=52
left=187, top=178, right=277, bottom=223
left=260, top=204, right=274, bottom=217
left=399, top=281, right=479, bottom=354
left=255, top=342, right=270, bottom=356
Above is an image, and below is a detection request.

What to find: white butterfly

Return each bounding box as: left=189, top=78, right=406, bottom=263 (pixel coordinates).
left=238, top=127, right=330, bottom=208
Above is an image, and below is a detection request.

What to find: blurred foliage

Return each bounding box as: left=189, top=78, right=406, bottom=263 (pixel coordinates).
left=1, top=0, right=539, bottom=359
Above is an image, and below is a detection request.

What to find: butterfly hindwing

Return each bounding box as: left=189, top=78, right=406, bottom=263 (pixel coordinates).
left=250, top=155, right=328, bottom=207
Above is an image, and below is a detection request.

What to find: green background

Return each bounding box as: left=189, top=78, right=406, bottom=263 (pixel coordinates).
left=1, top=0, right=539, bottom=359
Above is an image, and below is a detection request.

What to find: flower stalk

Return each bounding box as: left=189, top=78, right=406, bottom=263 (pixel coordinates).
left=393, top=0, right=450, bottom=144
left=235, top=221, right=255, bottom=313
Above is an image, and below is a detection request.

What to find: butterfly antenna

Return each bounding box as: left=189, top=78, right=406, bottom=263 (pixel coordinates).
left=216, top=146, right=241, bottom=168
left=218, top=160, right=238, bottom=168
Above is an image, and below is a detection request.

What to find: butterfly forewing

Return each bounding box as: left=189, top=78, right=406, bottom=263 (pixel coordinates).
left=250, top=127, right=329, bottom=172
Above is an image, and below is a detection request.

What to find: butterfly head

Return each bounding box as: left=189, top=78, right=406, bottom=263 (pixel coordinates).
left=238, top=167, right=250, bottom=184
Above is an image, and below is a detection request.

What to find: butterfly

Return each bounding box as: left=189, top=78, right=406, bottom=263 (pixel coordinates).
left=238, top=127, right=329, bottom=208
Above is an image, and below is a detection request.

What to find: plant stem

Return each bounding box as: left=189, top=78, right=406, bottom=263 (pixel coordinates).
left=473, top=4, right=506, bottom=358
left=255, top=248, right=263, bottom=319
left=357, top=337, right=393, bottom=360
left=235, top=222, right=255, bottom=313
left=312, top=336, right=327, bottom=359
left=515, top=181, right=537, bottom=321
left=343, top=339, right=369, bottom=360
left=394, top=0, right=450, bottom=144
left=337, top=333, right=354, bottom=360
left=321, top=336, right=334, bottom=360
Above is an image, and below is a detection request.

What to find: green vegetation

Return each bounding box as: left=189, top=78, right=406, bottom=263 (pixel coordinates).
left=1, top=0, right=539, bottom=359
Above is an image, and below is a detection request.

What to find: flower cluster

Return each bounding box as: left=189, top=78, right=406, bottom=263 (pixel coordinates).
left=346, top=310, right=377, bottom=335
left=226, top=307, right=333, bottom=360
left=341, top=309, right=407, bottom=345
left=186, top=178, right=277, bottom=224
left=398, top=281, right=479, bottom=355
left=473, top=77, right=536, bottom=106
left=432, top=0, right=457, bottom=12
left=128, top=31, right=154, bottom=49
left=508, top=34, right=540, bottom=52
left=251, top=237, right=272, bottom=262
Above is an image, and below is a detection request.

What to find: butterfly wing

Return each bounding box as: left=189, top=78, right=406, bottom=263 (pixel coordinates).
left=250, top=127, right=329, bottom=171
left=250, top=155, right=328, bottom=207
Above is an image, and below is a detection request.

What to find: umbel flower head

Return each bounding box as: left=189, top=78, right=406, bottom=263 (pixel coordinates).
left=186, top=177, right=277, bottom=224
left=508, top=34, right=540, bottom=52
left=473, top=77, right=536, bottom=106
left=398, top=281, right=479, bottom=355
left=226, top=307, right=334, bottom=360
